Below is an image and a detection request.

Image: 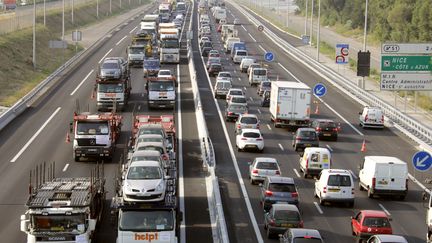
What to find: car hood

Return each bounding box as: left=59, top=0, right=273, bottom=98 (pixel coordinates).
left=124, top=178, right=163, bottom=193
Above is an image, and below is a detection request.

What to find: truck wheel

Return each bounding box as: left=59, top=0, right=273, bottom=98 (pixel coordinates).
left=274, top=123, right=281, bottom=128
left=74, top=156, right=80, bottom=162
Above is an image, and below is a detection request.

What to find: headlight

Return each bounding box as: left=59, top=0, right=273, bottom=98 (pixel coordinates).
left=155, top=182, right=164, bottom=192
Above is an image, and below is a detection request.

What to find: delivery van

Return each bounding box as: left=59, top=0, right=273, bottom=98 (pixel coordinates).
left=299, top=147, right=331, bottom=178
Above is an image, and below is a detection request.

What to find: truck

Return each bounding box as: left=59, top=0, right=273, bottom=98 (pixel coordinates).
left=146, top=77, right=176, bottom=109
left=141, top=14, right=160, bottom=29
left=127, top=45, right=145, bottom=67
left=20, top=165, right=105, bottom=243
left=159, top=28, right=180, bottom=64
left=249, top=67, right=268, bottom=86
left=159, top=3, right=171, bottom=23
left=71, top=112, right=122, bottom=161
left=269, top=81, right=311, bottom=128
left=111, top=115, right=181, bottom=243
left=133, top=28, right=156, bottom=46
left=423, top=180, right=432, bottom=242
left=214, top=8, right=226, bottom=23
left=221, top=24, right=236, bottom=41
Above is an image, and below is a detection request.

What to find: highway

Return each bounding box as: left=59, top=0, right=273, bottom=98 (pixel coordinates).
left=194, top=1, right=427, bottom=242
left=0, top=1, right=213, bottom=242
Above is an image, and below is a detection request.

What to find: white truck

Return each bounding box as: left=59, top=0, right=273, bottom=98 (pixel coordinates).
left=214, top=8, right=226, bottom=23
left=159, top=28, right=180, bottom=64
left=269, top=81, right=311, bottom=128
left=423, top=180, right=432, bottom=242
left=20, top=166, right=105, bottom=243
left=249, top=68, right=268, bottom=86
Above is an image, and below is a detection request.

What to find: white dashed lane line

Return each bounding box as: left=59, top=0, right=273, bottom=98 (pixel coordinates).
left=313, top=202, right=324, bottom=214
left=293, top=169, right=301, bottom=178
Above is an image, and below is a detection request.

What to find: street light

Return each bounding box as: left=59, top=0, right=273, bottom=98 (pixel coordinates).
left=316, top=0, right=321, bottom=61
left=362, top=0, right=369, bottom=89
left=304, top=0, right=308, bottom=35
left=309, top=0, right=314, bottom=45
left=43, top=0, right=46, bottom=26
left=71, top=0, right=74, bottom=24
left=32, top=0, right=36, bottom=69
left=96, top=0, right=99, bottom=18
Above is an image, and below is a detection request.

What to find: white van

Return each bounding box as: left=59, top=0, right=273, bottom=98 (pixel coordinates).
left=314, top=169, right=355, bottom=207
left=249, top=68, right=268, bottom=85
left=359, top=156, right=408, bottom=199
left=214, top=79, right=232, bottom=98
left=233, top=50, right=248, bottom=64
left=224, top=37, right=241, bottom=53
left=359, top=106, right=384, bottom=129
left=299, top=147, right=331, bottom=178
left=240, top=58, right=256, bottom=73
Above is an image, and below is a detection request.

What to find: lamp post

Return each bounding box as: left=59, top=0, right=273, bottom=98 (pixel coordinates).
left=304, top=0, right=308, bottom=35
left=309, top=0, right=314, bottom=45
left=43, top=0, right=46, bottom=26
left=71, top=0, right=74, bottom=24
left=316, top=0, right=321, bottom=61
left=96, top=0, right=99, bottom=18
left=362, top=0, right=369, bottom=89
left=32, top=0, right=36, bottom=69
left=62, top=0, right=65, bottom=41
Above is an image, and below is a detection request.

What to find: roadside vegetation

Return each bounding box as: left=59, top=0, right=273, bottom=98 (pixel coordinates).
left=0, top=0, right=149, bottom=106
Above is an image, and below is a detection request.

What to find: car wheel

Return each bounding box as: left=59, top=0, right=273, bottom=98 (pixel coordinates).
left=303, top=172, right=308, bottom=178
left=263, top=222, right=267, bottom=230
left=367, top=187, right=373, bottom=198
left=351, top=224, right=356, bottom=236
left=313, top=189, right=318, bottom=198
left=358, top=182, right=364, bottom=191
left=237, top=147, right=241, bottom=152
left=74, top=156, right=80, bottom=162
left=259, top=148, right=264, bottom=153
left=348, top=201, right=354, bottom=208
left=250, top=178, right=255, bottom=185
left=319, top=194, right=325, bottom=205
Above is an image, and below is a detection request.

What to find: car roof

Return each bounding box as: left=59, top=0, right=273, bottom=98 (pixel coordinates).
left=130, top=160, right=161, bottom=167
left=359, top=210, right=389, bottom=217
left=136, top=141, right=165, bottom=147
left=297, top=127, right=316, bottom=132
left=239, top=113, right=257, bottom=118
left=271, top=203, right=299, bottom=212
left=132, top=150, right=161, bottom=156
left=138, top=134, right=164, bottom=138
left=314, top=119, right=335, bottom=123
left=229, top=88, right=243, bottom=91
left=241, top=128, right=261, bottom=133
left=267, top=176, right=294, bottom=184
left=364, top=156, right=406, bottom=165
left=372, top=235, right=407, bottom=242
left=321, top=169, right=351, bottom=175
left=254, top=157, right=277, bottom=163
left=289, top=228, right=322, bottom=239
left=304, top=147, right=330, bottom=153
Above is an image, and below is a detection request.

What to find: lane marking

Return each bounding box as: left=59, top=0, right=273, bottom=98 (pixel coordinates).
left=241, top=25, right=247, bottom=31
left=138, top=105, right=141, bottom=110
left=313, top=202, right=324, bottom=214
left=266, top=124, right=272, bottom=130
left=116, top=35, right=127, bottom=46
left=378, top=203, right=391, bottom=216
left=233, top=70, right=237, bottom=73
left=70, top=69, right=94, bottom=96
left=237, top=77, right=241, bottom=81
left=325, top=144, right=333, bottom=152
left=62, top=163, right=69, bottom=172
left=258, top=45, right=266, bottom=53
left=349, top=170, right=358, bottom=180
left=257, top=109, right=261, bottom=114
left=278, top=143, right=284, bottom=151
left=249, top=97, right=253, bottom=102
left=129, top=26, right=137, bottom=33
left=98, top=48, right=113, bottom=63
left=10, top=107, right=62, bottom=162
left=293, top=168, right=301, bottom=178
left=248, top=33, right=256, bottom=42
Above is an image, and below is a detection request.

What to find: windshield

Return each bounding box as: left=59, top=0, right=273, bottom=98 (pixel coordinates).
left=236, top=51, right=247, bottom=56
left=98, top=83, right=124, bottom=93
left=161, top=39, right=179, bottom=48
left=256, top=162, right=278, bottom=170
left=76, top=121, right=109, bottom=135
left=231, top=97, right=247, bottom=104
left=254, top=70, right=267, bottom=75
left=131, top=155, right=160, bottom=162
left=261, top=82, right=271, bottom=87
left=269, top=183, right=296, bottom=192
left=149, top=81, right=174, bottom=91
left=177, top=4, right=186, bottom=10
left=228, top=105, right=247, bottom=112
left=145, top=60, right=160, bottom=68
left=138, top=128, right=164, bottom=137
left=129, top=47, right=144, bottom=54
left=137, top=137, right=164, bottom=143
left=229, top=90, right=243, bottom=96
left=137, top=145, right=164, bottom=154
left=240, top=116, right=258, bottom=124
left=159, top=71, right=171, bottom=76
left=327, top=175, right=351, bottom=187
left=299, top=131, right=317, bottom=139
left=274, top=210, right=300, bottom=221
left=294, top=239, right=323, bottom=243
left=119, top=210, right=174, bottom=232
left=127, top=166, right=162, bottom=180
left=159, top=9, right=170, bottom=14
left=218, top=73, right=230, bottom=78
left=243, top=132, right=260, bottom=138
left=32, top=214, right=86, bottom=233
left=102, top=62, right=119, bottom=69
left=363, top=217, right=391, bottom=228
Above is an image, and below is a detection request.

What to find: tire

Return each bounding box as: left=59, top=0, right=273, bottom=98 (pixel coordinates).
left=303, top=172, right=308, bottom=179
left=274, top=123, right=281, bottom=128
left=358, top=182, right=364, bottom=191
left=74, top=156, right=80, bottom=162
left=250, top=178, right=255, bottom=185
left=314, top=189, right=318, bottom=198
left=351, top=224, right=356, bottom=236
left=259, top=148, right=264, bottom=153
left=367, top=187, right=373, bottom=198
left=237, top=147, right=241, bottom=152
left=319, top=194, right=325, bottom=205
left=263, top=222, right=267, bottom=230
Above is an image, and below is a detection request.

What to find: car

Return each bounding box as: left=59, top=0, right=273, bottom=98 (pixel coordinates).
left=260, top=176, right=299, bottom=211
left=199, top=36, right=210, bottom=45
left=236, top=128, right=264, bottom=152
left=225, top=88, right=245, bottom=102
left=200, top=40, right=212, bottom=49
left=257, top=80, right=271, bottom=96
left=359, top=106, right=384, bottom=129
left=97, top=58, right=124, bottom=80
left=228, top=95, right=248, bottom=107
left=217, top=71, right=232, bottom=80
left=366, top=234, right=408, bottom=243
left=122, top=161, right=167, bottom=202
left=240, top=58, right=256, bottom=73
left=264, top=204, right=303, bottom=239
left=225, top=103, right=248, bottom=122
left=233, top=50, right=248, bottom=64
left=235, top=114, right=259, bottom=133
left=129, top=150, right=165, bottom=168
left=201, top=46, right=212, bottom=56
left=311, top=119, right=340, bottom=141
left=206, top=57, right=221, bottom=69
left=248, top=63, right=261, bottom=78
left=299, top=147, right=331, bottom=178
left=248, top=157, right=280, bottom=184
left=261, top=90, right=270, bottom=107
left=292, top=128, right=319, bottom=152
left=279, top=228, right=324, bottom=243
left=214, top=79, right=232, bottom=98
left=208, top=63, right=223, bottom=77
left=208, top=50, right=220, bottom=58
left=233, top=18, right=240, bottom=25
left=351, top=210, right=392, bottom=241
left=314, top=169, right=355, bottom=207
left=157, top=69, right=174, bottom=79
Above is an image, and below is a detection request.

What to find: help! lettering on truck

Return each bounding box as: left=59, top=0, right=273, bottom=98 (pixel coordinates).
left=134, top=233, right=159, bottom=242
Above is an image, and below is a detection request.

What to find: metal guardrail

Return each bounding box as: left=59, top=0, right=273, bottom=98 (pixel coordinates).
left=231, top=1, right=432, bottom=148
left=0, top=3, right=153, bottom=131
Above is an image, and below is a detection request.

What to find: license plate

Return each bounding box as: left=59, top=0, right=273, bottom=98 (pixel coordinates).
left=304, top=144, right=311, bottom=147
left=378, top=180, right=388, bottom=185
left=310, top=164, right=320, bottom=168
left=281, top=223, right=293, bottom=227
left=323, top=133, right=331, bottom=136
left=88, top=149, right=97, bottom=152
left=245, top=125, right=253, bottom=128
left=328, top=188, right=340, bottom=192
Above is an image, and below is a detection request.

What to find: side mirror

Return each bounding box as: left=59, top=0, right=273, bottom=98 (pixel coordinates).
left=20, top=215, right=29, bottom=232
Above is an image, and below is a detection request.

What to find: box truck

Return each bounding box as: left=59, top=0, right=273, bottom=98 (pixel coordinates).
left=269, top=81, right=311, bottom=128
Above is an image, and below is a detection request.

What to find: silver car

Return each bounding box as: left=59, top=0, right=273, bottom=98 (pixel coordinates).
left=248, top=157, right=281, bottom=184
left=280, top=228, right=324, bottom=243
left=235, top=114, right=259, bottom=134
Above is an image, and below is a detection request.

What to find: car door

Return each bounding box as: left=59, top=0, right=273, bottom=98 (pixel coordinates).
left=352, top=212, right=362, bottom=234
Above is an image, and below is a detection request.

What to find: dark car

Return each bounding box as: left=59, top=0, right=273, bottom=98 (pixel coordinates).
left=261, top=90, right=270, bottom=107
left=208, top=63, right=222, bottom=77
left=201, top=47, right=212, bottom=56
left=257, top=80, right=271, bottom=96
left=225, top=103, right=248, bottom=122
left=292, top=128, right=319, bottom=152
left=260, top=176, right=299, bottom=211
left=200, top=40, right=212, bottom=49
left=280, top=228, right=324, bottom=243
left=311, top=119, right=340, bottom=141
left=264, top=204, right=303, bottom=239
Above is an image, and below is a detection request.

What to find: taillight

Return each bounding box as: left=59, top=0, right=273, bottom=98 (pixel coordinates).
left=296, top=137, right=301, bottom=141
left=352, top=188, right=355, bottom=195
left=299, top=220, right=304, bottom=228
left=316, top=127, right=322, bottom=132
left=162, top=154, right=168, bottom=160
left=241, top=137, right=247, bottom=140
left=237, top=124, right=241, bottom=128
left=333, top=128, right=338, bottom=132
left=365, top=114, right=368, bottom=122
left=257, top=124, right=260, bottom=129
left=275, top=170, right=280, bottom=175
left=323, top=187, right=327, bottom=193
left=228, top=112, right=233, bottom=115
left=381, top=115, right=384, bottom=123
left=265, top=190, right=273, bottom=196
left=291, top=192, right=298, bottom=197
left=252, top=169, right=258, bottom=174
left=372, top=177, right=376, bottom=189
left=256, top=138, right=262, bottom=141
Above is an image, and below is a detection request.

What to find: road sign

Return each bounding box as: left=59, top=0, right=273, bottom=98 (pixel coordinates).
left=49, top=40, right=68, bottom=49
left=258, top=25, right=264, bottom=32
left=72, top=31, right=82, bottom=42
left=382, top=43, right=432, bottom=54
left=335, top=44, right=349, bottom=64
left=313, top=83, right=327, bottom=97
left=301, top=35, right=310, bottom=45
left=381, top=55, right=432, bottom=72
left=264, top=52, right=275, bottom=62
left=380, top=73, right=432, bottom=91
left=412, top=151, right=432, bottom=172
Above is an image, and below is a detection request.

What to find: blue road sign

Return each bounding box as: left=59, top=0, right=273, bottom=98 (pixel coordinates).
left=412, top=151, right=432, bottom=171
left=313, top=83, right=327, bottom=97
left=264, top=52, right=275, bottom=62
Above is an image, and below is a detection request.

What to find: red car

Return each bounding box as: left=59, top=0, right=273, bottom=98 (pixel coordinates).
left=351, top=210, right=392, bottom=241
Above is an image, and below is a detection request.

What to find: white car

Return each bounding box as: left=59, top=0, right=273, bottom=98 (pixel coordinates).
left=314, top=169, right=355, bottom=207
left=157, top=69, right=174, bottom=79
left=227, top=95, right=248, bottom=107
left=226, top=88, right=245, bottom=102
left=236, top=128, right=264, bottom=152
left=199, top=36, right=210, bottom=45
left=248, top=157, right=281, bottom=184
left=359, top=106, right=384, bottom=129
left=122, top=161, right=166, bottom=202
left=217, top=72, right=232, bottom=83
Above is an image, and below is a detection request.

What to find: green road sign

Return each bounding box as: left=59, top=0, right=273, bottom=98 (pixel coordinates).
left=381, top=55, right=432, bottom=71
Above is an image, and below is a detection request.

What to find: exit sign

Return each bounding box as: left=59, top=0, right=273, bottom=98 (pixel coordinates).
left=381, top=56, right=432, bottom=71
